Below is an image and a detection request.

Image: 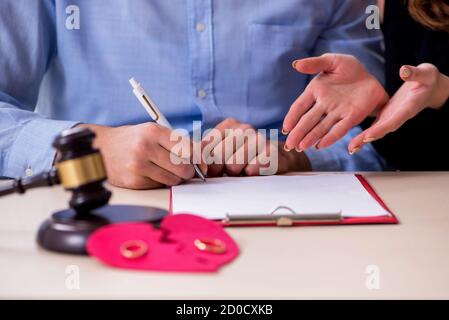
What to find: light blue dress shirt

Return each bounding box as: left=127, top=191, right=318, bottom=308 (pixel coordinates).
left=0, top=0, right=387, bottom=178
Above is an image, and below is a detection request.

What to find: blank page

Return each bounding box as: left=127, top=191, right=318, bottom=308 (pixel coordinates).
left=171, top=174, right=390, bottom=220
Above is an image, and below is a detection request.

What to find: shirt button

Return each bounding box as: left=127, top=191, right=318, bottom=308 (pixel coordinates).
left=25, top=168, right=33, bottom=176
left=197, top=89, right=207, bottom=99
left=195, top=23, right=206, bottom=32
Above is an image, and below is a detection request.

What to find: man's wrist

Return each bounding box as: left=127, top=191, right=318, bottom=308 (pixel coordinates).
left=76, top=123, right=111, bottom=149
left=288, top=149, right=312, bottom=172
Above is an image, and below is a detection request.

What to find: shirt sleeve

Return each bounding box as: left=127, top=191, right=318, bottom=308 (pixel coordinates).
left=0, top=0, right=79, bottom=178
left=313, top=0, right=385, bottom=84
left=304, top=126, right=389, bottom=171
left=304, top=0, right=387, bottom=171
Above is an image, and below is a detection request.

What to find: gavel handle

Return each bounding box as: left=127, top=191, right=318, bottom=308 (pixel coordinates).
left=0, top=169, right=60, bottom=197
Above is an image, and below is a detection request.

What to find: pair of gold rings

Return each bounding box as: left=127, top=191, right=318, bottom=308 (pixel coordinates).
left=119, top=238, right=227, bottom=259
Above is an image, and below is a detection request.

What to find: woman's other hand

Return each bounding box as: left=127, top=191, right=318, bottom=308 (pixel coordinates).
left=349, top=63, right=449, bottom=153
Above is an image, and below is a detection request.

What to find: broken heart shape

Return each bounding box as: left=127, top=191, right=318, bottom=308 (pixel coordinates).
left=87, top=214, right=239, bottom=272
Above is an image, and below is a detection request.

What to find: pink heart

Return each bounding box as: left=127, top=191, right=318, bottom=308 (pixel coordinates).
left=86, top=214, right=239, bottom=272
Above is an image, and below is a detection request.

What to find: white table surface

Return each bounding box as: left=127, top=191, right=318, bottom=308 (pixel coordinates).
left=1, top=172, right=449, bottom=299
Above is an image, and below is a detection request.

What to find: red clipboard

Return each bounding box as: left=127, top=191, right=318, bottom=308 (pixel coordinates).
left=169, top=174, right=399, bottom=227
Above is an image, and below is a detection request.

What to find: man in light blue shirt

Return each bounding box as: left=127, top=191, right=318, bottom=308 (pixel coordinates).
left=0, top=0, right=387, bottom=189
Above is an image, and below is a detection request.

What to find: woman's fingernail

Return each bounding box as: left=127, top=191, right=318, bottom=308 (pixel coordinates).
left=401, top=67, right=411, bottom=78
left=363, top=137, right=376, bottom=143
left=281, top=129, right=289, bottom=135
left=295, top=146, right=303, bottom=153
left=349, top=147, right=361, bottom=155
left=292, top=60, right=299, bottom=69
left=284, top=145, right=292, bottom=152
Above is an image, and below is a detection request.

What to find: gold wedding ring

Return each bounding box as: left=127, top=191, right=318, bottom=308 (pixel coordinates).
left=194, top=238, right=227, bottom=254
left=120, top=240, right=149, bottom=259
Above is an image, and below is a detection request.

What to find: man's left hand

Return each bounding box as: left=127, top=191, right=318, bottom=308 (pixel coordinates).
left=201, top=118, right=311, bottom=177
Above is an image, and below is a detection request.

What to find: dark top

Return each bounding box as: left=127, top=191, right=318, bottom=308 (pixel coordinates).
left=361, top=0, right=449, bottom=170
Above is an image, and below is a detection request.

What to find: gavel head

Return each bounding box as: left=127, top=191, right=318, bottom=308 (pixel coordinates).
left=53, top=127, right=112, bottom=214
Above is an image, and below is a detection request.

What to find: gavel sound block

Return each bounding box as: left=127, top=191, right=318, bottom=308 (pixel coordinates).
left=1, top=127, right=168, bottom=255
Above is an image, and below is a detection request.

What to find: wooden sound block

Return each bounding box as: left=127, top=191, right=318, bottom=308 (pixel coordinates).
left=36, top=205, right=168, bottom=255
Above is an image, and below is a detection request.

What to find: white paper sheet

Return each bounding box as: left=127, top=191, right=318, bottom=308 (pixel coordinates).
left=171, top=174, right=390, bottom=219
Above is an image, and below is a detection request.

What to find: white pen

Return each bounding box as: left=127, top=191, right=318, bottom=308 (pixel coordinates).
left=129, top=77, right=206, bottom=182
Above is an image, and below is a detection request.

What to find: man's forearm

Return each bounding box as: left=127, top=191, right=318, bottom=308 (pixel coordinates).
left=0, top=103, right=80, bottom=178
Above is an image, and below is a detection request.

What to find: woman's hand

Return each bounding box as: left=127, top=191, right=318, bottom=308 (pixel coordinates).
left=282, top=54, right=388, bottom=152
left=349, top=63, right=449, bottom=153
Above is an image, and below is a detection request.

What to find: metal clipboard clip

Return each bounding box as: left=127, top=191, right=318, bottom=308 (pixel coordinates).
left=222, top=205, right=342, bottom=227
